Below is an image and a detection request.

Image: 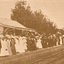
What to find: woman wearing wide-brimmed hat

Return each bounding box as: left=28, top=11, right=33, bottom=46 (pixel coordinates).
left=0, top=37, right=9, bottom=56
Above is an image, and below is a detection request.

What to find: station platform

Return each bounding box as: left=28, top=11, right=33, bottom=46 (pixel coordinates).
left=0, top=45, right=64, bottom=64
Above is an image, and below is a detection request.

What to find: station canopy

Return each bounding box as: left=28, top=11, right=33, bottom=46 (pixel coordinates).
left=0, top=18, right=26, bottom=29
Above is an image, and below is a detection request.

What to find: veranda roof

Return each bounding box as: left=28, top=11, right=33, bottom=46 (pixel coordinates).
left=0, top=18, right=26, bottom=29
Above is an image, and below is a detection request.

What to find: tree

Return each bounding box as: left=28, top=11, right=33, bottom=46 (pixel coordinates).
left=11, top=0, right=57, bottom=35
left=11, top=1, right=32, bottom=26
left=59, top=28, right=64, bottom=35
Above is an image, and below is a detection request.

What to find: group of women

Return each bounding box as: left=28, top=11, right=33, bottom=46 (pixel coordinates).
left=0, top=35, right=27, bottom=56
left=0, top=32, right=63, bottom=56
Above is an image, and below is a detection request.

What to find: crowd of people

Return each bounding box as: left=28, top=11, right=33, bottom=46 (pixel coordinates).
left=41, top=34, right=63, bottom=48
left=0, top=31, right=64, bottom=56
left=0, top=35, right=27, bottom=56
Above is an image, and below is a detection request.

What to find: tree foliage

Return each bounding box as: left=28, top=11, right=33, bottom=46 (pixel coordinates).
left=58, top=28, right=64, bottom=35
left=11, top=0, right=57, bottom=35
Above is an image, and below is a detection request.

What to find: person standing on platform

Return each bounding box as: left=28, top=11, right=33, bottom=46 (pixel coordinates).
left=0, top=37, right=9, bottom=56
left=59, top=36, right=62, bottom=45
left=26, top=36, right=31, bottom=51
left=14, top=37, right=19, bottom=53
left=7, top=38, right=12, bottom=55
left=0, top=38, right=2, bottom=53
left=18, top=36, right=25, bottom=53
left=10, top=38, right=16, bottom=55
left=36, top=36, right=42, bottom=49
left=52, top=34, right=57, bottom=46
left=43, top=36, right=48, bottom=48
left=62, top=35, right=64, bottom=44
left=22, top=36, right=27, bottom=52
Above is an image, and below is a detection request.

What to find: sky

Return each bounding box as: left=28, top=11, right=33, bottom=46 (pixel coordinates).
left=0, top=0, right=64, bottom=29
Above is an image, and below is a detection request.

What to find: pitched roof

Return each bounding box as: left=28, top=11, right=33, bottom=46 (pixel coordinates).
left=0, top=18, right=26, bottom=29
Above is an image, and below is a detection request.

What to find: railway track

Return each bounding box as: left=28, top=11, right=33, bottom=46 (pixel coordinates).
left=31, top=48, right=64, bottom=64
left=47, top=54, right=64, bottom=64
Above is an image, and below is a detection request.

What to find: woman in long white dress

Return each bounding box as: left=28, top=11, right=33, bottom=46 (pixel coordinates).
left=22, top=36, right=27, bottom=51
left=18, top=36, right=23, bottom=53
left=15, top=38, right=20, bottom=53
left=0, top=38, right=9, bottom=56
left=36, top=37, right=42, bottom=49
left=6, top=38, right=12, bottom=55
left=18, top=36, right=27, bottom=53
left=59, top=36, right=62, bottom=45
